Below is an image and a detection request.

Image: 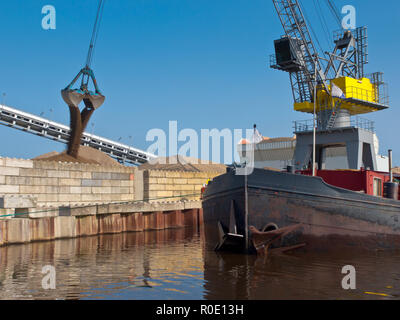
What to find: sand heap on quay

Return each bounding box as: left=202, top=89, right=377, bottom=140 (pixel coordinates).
left=33, top=146, right=123, bottom=167
left=138, top=155, right=226, bottom=173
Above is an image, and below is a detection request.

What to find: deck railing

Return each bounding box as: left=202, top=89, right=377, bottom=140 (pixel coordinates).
left=293, top=116, right=375, bottom=133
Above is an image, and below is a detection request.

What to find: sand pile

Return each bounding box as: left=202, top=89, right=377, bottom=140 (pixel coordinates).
left=139, top=155, right=226, bottom=173
left=33, top=146, right=123, bottom=166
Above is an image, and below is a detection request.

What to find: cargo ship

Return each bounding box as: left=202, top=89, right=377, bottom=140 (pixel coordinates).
left=202, top=165, right=400, bottom=254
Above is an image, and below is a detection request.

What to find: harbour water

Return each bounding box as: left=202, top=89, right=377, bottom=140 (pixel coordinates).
left=1, top=227, right=400, bottom=300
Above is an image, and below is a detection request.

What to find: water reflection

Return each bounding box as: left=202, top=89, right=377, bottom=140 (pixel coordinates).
left=0, top=228, right=204, bottom=300
left=203, top=250, right=400, bottom=300
left=1, top=227, right=400, bottom=300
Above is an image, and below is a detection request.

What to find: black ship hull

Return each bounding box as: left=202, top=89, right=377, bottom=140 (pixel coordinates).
left=202, top=169, right=400, bottom=253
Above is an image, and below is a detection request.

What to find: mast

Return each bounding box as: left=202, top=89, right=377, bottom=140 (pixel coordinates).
left=312, top=64, right=317, bottom=176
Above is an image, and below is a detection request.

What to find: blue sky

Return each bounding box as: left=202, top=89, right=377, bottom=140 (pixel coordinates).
left=0, top=0, right=399, bottom=164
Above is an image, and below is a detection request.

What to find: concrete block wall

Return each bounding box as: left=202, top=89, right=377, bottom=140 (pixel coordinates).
left=143, top=170, right=222, bottom=202
left=0, top=158, right=223, bottom=208
left=0, top=157, right=136, bottom=208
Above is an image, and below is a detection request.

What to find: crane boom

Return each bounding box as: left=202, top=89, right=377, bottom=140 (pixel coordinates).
left=272, top=0, right=329, bottom=103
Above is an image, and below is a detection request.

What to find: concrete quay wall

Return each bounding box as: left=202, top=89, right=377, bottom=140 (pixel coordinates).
left=0, top=158, right=222, bottom=210
left=0, top=201, right=203, bottom=246
left=0, top=157, right=136, bottom=208
left=143, top=169, right=222, bottom=202
left=0, top=157, right=222, bottom=246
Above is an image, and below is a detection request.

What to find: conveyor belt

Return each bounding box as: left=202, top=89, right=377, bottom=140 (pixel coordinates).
left=0, top=104, right=156, bottom=165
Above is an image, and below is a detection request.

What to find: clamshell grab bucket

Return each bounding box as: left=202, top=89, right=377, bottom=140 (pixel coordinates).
left=61, top=88, right=103, bottom=158
left=83, top=93, right=105, bottom=110
left=61, top=89, right=85, bottom=108
left=61, top=65, right=105, bottom=158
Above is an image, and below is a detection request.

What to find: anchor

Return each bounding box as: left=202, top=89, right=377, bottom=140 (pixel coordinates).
left=249, top=224, right=306, bottom=256
left=215, top=200, right=246, bottom=252
left=215, top=200, right=306, bottom=254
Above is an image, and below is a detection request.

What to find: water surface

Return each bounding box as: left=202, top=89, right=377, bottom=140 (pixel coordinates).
left=1, top=227, right=400, bottom=300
